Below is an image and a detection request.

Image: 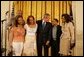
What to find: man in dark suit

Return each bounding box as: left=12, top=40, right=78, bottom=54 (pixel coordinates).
left=51, top=19, right=62, bottom=56
left=36, top=13, right=52, bottom=56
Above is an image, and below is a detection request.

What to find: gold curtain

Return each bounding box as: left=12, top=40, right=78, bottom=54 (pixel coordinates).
left=13, top=1, right=72, bottom=25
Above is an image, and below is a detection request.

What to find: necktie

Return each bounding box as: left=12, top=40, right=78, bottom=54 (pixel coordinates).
left=42, top=22, right=46, bottom=29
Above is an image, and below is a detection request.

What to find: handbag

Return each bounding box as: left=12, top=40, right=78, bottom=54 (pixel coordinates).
left=8, top=50, right=13, bottom=56
left=70, top=43, right=75, bottom=49
left=7, top=47, right=14, bottom=56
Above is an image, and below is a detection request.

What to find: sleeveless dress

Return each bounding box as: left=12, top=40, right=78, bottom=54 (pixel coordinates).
left=9, top=27, right=25, bottom=56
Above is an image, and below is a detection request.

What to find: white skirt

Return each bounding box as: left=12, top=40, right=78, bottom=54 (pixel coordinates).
left=12, top=42, right=24, bottom=56
left=22, top=35, right=37, bottom=56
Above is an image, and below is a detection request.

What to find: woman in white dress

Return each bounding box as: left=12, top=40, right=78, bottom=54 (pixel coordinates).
left=22, top=16, right=37, bottom=56
left=59, top=14, right=75, bottom=56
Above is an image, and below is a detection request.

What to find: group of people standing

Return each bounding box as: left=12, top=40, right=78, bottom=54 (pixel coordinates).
left=8, top=10, right=75, bottom=56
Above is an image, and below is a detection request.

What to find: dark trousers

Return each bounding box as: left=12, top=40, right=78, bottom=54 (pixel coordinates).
left=37, top=43, right=49, bottom=56
left=51, top=40, right=60, bottom=56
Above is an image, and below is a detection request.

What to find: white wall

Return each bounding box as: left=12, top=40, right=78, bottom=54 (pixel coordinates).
left=72, top=1, right=83, bottom=56
left=1, top=1, right=13, bottom=20
left=1, top=1, right=13, bottom=56
left=1, top=1, right=9, bottom=20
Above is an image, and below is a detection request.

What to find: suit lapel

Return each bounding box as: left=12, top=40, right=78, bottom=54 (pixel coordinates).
left=43, top=22, right=48, bottom=30
left=41, top=20, right=47, bottom=30
left=56, top=26, right=58, bottom=37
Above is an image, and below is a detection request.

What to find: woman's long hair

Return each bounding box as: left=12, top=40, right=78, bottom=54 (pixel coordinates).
left=15, top=15, right=25, bottom=27
left=62, top=14, right=72, bottom=23
left=27, top=15, right=35, bottom=25
left=62, top=14, right=74, bottom=26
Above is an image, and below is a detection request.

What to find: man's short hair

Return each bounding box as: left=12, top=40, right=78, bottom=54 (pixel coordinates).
left=44, top=13, right=50, bottom=16
left=54, top=18, right=58, bottom=22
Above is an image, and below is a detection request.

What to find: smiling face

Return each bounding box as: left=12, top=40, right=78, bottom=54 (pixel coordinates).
left=27, top=16, right=35, bottom=25
left=29, top=17, right=35, bottom=24
left=61, top=16, right=66, bottom=23
left=43, top=14, right=50, bottom=22
left=52, top=19, right=58, bottom=26
left=17, top=17, right=24, bottom=25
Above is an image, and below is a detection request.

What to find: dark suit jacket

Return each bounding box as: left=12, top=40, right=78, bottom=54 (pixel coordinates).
left=36, top=20, right=52, bottom=46
left=54, top=25, right=62, bottom=41
left=51, top=25, right=62, bottom=50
